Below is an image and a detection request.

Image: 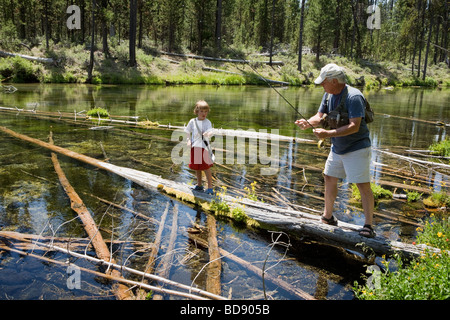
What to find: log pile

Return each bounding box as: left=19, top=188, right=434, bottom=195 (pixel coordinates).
left=0, top=125, right=439, bottom=260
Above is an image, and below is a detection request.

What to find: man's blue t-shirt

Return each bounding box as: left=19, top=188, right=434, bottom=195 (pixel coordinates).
left=318, top=85, right=371, bottom=154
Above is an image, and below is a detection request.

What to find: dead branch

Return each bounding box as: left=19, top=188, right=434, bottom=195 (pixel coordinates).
left=0, top=232, right=227, bottom=300
left=153, top=204, right=179, bottom=300
left=0, top=244, right=209, bottom=300
left=188, top=233, right=315, bottom=300
left=49, top=131, right=133, bottom=300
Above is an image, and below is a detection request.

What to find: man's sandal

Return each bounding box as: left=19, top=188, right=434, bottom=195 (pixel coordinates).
left=321, top=215, right=338, bottom=226
left=359, top=224, right=376, bottom=238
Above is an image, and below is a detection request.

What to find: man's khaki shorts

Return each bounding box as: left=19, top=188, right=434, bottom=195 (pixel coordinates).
left=324, top=147, right=372, bottom=184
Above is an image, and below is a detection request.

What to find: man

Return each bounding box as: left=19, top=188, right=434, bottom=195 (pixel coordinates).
left=295, top=63, right=375, bottom=238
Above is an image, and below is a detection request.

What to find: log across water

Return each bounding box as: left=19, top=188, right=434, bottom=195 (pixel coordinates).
left=0, top=126, right=438, bottom=259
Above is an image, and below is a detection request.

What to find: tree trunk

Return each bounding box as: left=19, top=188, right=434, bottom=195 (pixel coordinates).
left=417, top=0, right=426, bottom=78
left=101, top=0, right=109, bottom=57
left=269, top=0, right=275, bottom=66
left=87, top=0, right=96, bottom=83
left=215, top=0, right=222, bottom=50
left=297, top=0, right=306, bottom=72
left=422, top=10, right=433, bottom=81
left=129, top=0, right=137, bottom=67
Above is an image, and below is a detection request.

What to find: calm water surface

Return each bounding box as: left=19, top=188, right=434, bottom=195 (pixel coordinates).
left=0, top=84, right=448, bottom=300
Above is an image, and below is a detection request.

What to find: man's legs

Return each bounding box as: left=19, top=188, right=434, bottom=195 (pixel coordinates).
left=323, top=174, right=338, bottom=220
left=356, top=182, right=374, bottom=226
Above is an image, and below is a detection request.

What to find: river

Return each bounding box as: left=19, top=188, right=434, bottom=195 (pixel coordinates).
left=0, top=84, right=448, bottom=300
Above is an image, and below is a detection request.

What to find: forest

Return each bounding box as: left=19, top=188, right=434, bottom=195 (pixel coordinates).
left=0, top=0, right=448, bottom=85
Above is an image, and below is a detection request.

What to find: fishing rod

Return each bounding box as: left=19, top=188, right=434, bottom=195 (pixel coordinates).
left=222, top=39, right=316, bottom=131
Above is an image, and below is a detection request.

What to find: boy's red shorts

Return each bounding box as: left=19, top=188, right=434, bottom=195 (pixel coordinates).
left=189, top=147, right=213, bottom=170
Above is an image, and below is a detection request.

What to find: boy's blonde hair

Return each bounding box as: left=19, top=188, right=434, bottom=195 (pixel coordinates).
left=194, top=100, right=210, bottom=114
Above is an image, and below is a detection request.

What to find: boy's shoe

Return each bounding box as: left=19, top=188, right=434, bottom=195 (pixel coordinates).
left=191, top=185, right=204, bottom=191
left=205, top=188, right=214, bottom=195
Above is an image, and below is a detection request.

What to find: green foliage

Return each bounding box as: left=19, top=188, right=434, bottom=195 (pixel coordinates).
left=351, top=183, right=392, bottom=202
left=231, top=206, right=247, bottom=223
left=423, top=191, right=450, bottom=209
left=429, top=138, right=450, bottom=158
left=406, top=191, right=422, bottom=203
left=145, top=290, right=153, bottom=300
left=244, top=181, right=263, bottom=202
left=210, top=186, right=230, bottom=214
left=0, top=0, right=448, bottom=86
left=354, top=216, right=450, bottom=300
left=87, top=107, right=110, bottom=118
left=416, top=216, right=450, bottom=251
left=0, top=56, right=40, bottom=83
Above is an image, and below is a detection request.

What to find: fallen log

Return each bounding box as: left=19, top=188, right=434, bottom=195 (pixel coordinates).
left=159, top=51, right=284, bottom=66
left=0, top=106, right=315, bottom=145
left=0, top=126, right=439, bottom=259
left=206, top=215, right=222, bottom=296
left=49, top=131, right=133, bottom=300
left=0, top=230, right=151, bottom=252
left=0, top=243, right=210, bottom=300
left=153, top=204, right=179, bottom=300
left=0, top=50, right=55, bottom=64
left=376, top=148, right=450, bottom=170
left=0, top=231, right=227, bottom=300
left=145, top=202, right=170, bottom=274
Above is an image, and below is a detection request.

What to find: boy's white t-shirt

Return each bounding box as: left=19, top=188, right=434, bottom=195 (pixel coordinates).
left=184, top=118, right=213, bottom=149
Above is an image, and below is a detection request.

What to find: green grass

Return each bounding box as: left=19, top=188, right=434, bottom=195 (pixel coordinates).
left=1, top=40, right=449, bottom=87
left=351, top=183, right=393, bottom=202
left=429, top=138, right=450, bottom=158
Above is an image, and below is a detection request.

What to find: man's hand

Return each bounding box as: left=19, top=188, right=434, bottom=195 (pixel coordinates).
left=313, top=128, right=331, bottom=139
left=295, top=119, right=311, bottom=130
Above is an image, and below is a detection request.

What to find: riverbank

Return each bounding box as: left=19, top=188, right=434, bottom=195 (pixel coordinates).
left=1, top=41, right=449, bottom=89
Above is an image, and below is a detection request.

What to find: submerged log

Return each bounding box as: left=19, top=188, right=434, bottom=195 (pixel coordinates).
left=49, top=132, right=133, bottom=300
left=153, top=204, right=179, bottom=300
left=0, top=241, right=215, bottom=300
left=206, top=215, right=222, bottom=296
left=189, top=233, right=314, bottom=300
left=0, top=126, right=439, bottom=259
left=376, top=149, right=450, bottom=170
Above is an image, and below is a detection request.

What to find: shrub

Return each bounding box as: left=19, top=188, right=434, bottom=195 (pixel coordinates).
left=87, top=107, right=109, bottom=118
left=351, top=183, right=392, bottom=201
left=423, top=191, right=450, bottom=208
left=429, top=138, right=450, bottom=158
left=0, top=56, right=40, bottom=83
left=354, top=216, right=450, bottom=300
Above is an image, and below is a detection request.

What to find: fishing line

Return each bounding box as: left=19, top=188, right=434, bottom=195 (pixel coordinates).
left=221, top=38, right=316, bottom=130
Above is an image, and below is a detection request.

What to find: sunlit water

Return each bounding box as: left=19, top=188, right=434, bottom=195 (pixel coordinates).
left=0, top=84, right=448, bottom=300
